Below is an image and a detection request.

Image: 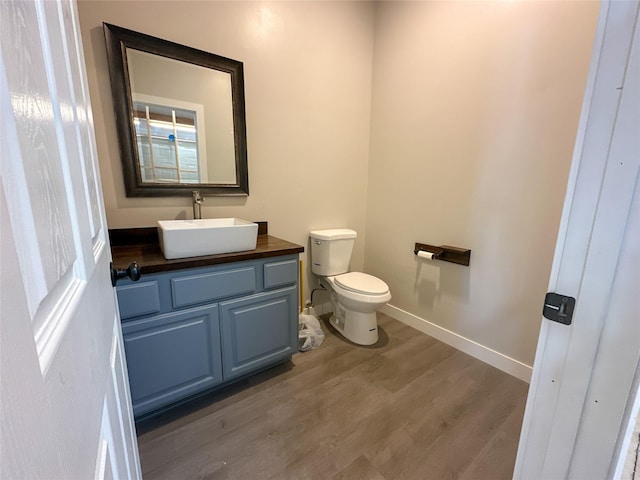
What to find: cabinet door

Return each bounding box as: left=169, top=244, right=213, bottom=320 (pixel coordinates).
left=122, top=305, right=222, bottom=417
left=220, top=286, right=298, bottom=380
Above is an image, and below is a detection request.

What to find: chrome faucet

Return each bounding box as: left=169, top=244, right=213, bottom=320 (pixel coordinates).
left=192, top=190, right=204, bottom=219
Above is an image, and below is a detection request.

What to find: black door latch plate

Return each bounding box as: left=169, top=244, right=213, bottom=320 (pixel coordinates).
left=543, top=292, right=576, bottom=325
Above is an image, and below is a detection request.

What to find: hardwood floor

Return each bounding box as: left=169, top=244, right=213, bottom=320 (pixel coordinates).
left=136, top=313, right=529, bottom=479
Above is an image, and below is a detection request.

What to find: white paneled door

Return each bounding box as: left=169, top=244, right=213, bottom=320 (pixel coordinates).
left=1, top=1, right=141, bottom=478
left=515, top=1, right=640, bottom=478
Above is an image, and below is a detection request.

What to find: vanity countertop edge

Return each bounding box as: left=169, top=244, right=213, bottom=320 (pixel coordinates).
left=109, top=224, right=304, bottom=275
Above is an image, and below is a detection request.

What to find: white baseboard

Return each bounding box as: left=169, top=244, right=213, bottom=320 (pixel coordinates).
left=381, top=304, right=532, bottom=383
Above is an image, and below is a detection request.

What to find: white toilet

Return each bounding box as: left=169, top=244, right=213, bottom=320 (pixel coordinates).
left=310, top=229, right=391, bottom=345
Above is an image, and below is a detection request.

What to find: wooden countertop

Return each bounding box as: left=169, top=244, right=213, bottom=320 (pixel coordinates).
left=110, top=226, right=304, bottom=275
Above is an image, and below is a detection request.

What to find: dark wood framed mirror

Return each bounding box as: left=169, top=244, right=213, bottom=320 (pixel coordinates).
left=103, top=23, right=249, bottom=197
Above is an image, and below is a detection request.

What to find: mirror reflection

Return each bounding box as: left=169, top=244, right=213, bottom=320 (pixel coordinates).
left=127, top=49, right=236, bottom=185
left=103, top=23, right=249, bottom=197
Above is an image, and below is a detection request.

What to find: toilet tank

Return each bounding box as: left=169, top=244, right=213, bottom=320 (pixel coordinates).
left=309, top=229, right=357, bottom=276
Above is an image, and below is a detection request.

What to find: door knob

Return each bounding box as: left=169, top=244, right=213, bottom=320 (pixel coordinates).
left=110, top=261, right=141, bottom=287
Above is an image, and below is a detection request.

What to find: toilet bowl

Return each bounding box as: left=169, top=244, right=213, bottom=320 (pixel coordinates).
left=310, top=229, right=391, bottom=345
left=323, top=272, right=391, bottom=345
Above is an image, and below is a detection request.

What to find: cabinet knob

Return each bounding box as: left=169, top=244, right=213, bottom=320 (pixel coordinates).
left=110, top=261, right=141, bottom=287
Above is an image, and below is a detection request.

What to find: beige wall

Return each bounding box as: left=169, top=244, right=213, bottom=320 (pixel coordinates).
left=365, top=1, right=599, bottom=365
left=77, top=1, right=375, bottom=285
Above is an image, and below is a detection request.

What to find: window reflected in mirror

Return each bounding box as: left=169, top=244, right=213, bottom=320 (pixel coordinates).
left=133, top=101, right=203, bottom=184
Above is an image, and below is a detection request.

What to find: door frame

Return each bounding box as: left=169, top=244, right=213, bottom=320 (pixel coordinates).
left=514, top=1, right=640, bottom=478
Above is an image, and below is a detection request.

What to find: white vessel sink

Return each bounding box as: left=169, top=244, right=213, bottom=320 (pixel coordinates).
left=157, top=218, right=259, bottom=260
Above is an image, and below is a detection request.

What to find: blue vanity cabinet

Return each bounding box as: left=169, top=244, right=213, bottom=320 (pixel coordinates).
left=220, top=286, right=298, bottom=380
left=115, top=254, right=299, bottom=417
left=121, top=304, right=222, bottom=417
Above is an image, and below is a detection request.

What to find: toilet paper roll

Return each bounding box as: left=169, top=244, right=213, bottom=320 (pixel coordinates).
left=417, top=250, right=434, bottom=260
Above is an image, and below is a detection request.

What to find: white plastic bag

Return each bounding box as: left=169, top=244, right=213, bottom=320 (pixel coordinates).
left=298, top=313, right=325, bottom=351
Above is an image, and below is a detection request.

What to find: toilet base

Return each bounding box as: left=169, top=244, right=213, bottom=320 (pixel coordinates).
left=330, top=310, right=379, bottom=346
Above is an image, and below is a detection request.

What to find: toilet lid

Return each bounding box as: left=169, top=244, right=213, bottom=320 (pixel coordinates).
left=334, top=272, right=389, bottom=295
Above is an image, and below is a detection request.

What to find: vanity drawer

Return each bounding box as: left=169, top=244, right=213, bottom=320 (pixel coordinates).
left=264, top=259, right=298, bottom=289
left=117, top=281, right=161, bottom=320
left=171, top=266, right=257, bottom=308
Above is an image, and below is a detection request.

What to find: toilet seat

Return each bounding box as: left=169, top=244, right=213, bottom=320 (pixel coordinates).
left=334, top=272, right=389, bottom=295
